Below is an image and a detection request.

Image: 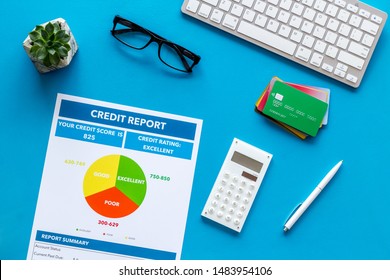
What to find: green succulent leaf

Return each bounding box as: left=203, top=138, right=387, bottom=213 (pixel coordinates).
left=41, top=29, right=49, bottom=41
left=64, top=43, right=71, bottom=51
left=53, top=22, right=60, bottom=33
left=48, top=48, right=56, bottom=55
left=33, top=39, right=46, bottom=46
left=45, top=22, right=54, bottom=35
left=35, top=25, right=44, bottom=32
left=36, top=47, right=48, bottom=60
left=55, top=30, right=71, bottom=44
left=29, top=31, right=41, bottom=41
left=57, top=46, right=69, bottom=58
left=43, top=56, right=51, bottom=67
left=49, top=52, right=60, bottom=66
left=30, top=45, right=40, bottom=56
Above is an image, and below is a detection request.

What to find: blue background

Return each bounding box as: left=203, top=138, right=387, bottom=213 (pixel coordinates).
left=0, top=0, right=389, bottom=260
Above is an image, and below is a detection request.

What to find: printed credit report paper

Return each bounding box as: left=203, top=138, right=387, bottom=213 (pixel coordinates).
left=27, top=94, right=203, bottom=260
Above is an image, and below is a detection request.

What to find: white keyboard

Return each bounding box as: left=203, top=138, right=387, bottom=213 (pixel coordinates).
left=181, top=0, right=387, bottom=88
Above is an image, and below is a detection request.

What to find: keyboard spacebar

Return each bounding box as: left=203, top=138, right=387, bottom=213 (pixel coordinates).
left=237, top=21, right=297, bottom=56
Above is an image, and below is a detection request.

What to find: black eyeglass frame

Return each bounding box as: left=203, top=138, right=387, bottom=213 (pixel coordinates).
left=111, top=15, right=201, bottom=73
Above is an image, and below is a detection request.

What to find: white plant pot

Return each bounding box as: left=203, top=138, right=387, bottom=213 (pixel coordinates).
left=23, top=18, right=78, bottom=73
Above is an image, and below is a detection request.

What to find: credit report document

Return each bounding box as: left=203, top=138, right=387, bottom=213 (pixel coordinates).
left=27, top=94, right=202, bottom=260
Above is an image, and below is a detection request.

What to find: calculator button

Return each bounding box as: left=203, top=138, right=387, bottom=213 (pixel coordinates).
left=223, top=197, right=230, bottom=203
left=238, top=186, right=244, bottom=192
left=212, top=200, right=218, bottom=206
left=232, top=201, right=238, bottom=207
left=217, top=211, right=223, bottom=217
left=247, top=191, right=253, bottom=197
left=218, top=186, right=224, bottom=192
left=237, top=212, right=243, bottom=218
left=228, top=208, right=235, bottom=214
left=220, top=204, right=226, bottom=210
left=208, top=207, right=215, bottom=214
left=215, top=193, right=221, bottom=199
left=235, top=194, right=241, bottom=200
left=243, top=198, right=249, bottom=204
left=225, top=215, right=232, bottom=221
left=221, top=179, right=227, bottom=185
left=226, top=190, right=233, bottom=196
left=240, top=205, right=246, bottom=211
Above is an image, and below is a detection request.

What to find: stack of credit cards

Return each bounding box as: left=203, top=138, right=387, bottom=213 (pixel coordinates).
left=255, top=77, right=330, bottom=140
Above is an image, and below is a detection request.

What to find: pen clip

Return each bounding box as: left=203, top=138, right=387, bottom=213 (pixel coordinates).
left=284, top=203, right=302, bottom=224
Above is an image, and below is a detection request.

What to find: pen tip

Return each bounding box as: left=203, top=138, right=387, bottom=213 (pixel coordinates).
left=283, top=227, right=289, bottom=232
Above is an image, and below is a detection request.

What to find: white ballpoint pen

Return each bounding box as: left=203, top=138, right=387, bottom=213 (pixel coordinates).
left=283, top=160, right=343, bottom=232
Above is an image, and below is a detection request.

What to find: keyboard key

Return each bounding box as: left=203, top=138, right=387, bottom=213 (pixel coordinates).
left=326, top=45, right=339, bottom=58
left=303, top=8, right=316, bottom=21
left=254, top=0, right=266, bottom=13
left=371, top=14, right=383, bottom=24
left=322, top=63, right=334, bottom=72
left=310, top=52, right=324, bottom=67
left=292, top=3, right=304, bottom=15
left=346, top=73, right=358, bottom=83
left=361, top=19, right=379, bottom=35
left=314, top=0, right=327, bottom=12
left=278, top=10, right=291, bottom=23
left=350, top=29, right=363, bottom=42
left=314, top=40, right=327, bottom=53
left=267, top=19, right=280, bottom=32
left=335, top=0, right=346, bottom=8
left=223, top=14, right=239, bottom=30
left=359, top=9, right=370, bottom=19
left=347, top=3, right=359, bottom=13
left=338, top=10, right=351, bottom=22
left=198, top=4, right=212, bottom=18
left=242, top=0, right=255, bottom=8
left=279, top=25, right=292, bottom=37
left=243, top=9, right=256, bottom=22
left=338, top=50, right=364, bottom=70
left=326, top=4, right=339, bottom=17
left=186, top=0, right=200, bottom=12
left=291, top=30, right=303, bottom=43
left=219, top=0, right=232, bottom=11
left=362, top=34, right=375, bottom=47
left=295, top=46, right=312, bottom=62
left=348, top=41, right=370, bottom=58
left=210, top=9, right=224, bottom=23
left=349, top=14, right=362, bottom=27
left=237, top=21, right=297, bottom=55
left=266, top=5, right=279, bottom=18
left=255, top=14, right=267, bottom=27
left=336, top=36, right=349, bottom=50
left=232, top=4, right=244, bottom=17
left=280, top=0, right=293, bottom=11
left=334, top=68, right=346, bottom=78
left=203, top=0, right=218, bottom=6
left=327, top=18, right=340, bottom=31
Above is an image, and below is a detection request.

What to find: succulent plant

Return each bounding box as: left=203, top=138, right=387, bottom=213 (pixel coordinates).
left=28, top=21, right=71, bottom=67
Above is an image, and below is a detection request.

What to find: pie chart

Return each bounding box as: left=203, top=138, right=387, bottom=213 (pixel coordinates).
left=83, top=154, right=147, bottom=218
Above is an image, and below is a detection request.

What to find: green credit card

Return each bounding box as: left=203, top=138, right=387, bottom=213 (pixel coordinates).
left=262, top=81, right=328, bottom=137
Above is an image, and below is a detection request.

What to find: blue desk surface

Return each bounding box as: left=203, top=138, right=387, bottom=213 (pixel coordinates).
left=1, top=0, right=389, bottom=260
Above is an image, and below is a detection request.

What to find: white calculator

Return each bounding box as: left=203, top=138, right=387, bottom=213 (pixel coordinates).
left=201, top=138, right=272, bottom=232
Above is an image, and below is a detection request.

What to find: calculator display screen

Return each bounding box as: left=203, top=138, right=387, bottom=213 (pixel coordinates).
left=231, top=151, right=263, bottom=173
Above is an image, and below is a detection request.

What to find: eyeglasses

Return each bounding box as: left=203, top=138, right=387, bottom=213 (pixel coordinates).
left=111, top=15, right=201, bottom=73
